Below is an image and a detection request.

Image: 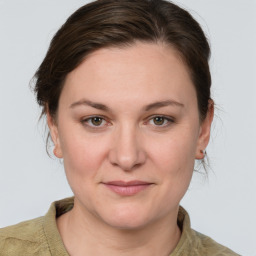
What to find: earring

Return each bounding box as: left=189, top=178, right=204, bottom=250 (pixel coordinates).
left=200, top=149, right=206, bottom=158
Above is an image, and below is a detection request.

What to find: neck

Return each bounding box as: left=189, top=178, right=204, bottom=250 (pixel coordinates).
left=57, top=199, right=181, bottom=256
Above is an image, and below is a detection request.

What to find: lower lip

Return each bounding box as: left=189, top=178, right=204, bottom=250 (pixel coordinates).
left=104, top=184, right=151, bottom=196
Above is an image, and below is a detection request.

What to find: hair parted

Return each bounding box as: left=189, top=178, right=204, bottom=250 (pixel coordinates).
left=33, top=0, right=212, bottom=162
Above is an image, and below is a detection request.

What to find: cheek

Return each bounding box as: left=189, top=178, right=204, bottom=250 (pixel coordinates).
left=59, top=128, right=108, bottom=181
left=59, top=133, right=111, bottom=205
left=148, top=127, right=198, bottom=172
left=146, top=127, right=198, bottom=200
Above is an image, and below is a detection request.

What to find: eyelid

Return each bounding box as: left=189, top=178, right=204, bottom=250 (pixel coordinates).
left=146, top=115, right=175, bottom=127
left=81, top=115, right=111, bottom=129
left=81, top=114, right=175, bottom=130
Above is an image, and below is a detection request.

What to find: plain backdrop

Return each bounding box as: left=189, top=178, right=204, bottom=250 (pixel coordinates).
left=0, top=1, right=255, bottom=255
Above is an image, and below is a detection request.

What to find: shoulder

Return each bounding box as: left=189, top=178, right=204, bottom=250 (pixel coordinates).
left=175, top=206, right=240, bottom=256
left=192, top=229, right=240, bottom=256
left=0, top=217, right=50, bottom=256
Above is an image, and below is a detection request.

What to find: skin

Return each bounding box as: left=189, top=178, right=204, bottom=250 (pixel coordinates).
left=48, top=42, right=214, bottom=256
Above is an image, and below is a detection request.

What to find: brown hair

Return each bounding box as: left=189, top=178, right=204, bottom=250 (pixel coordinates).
left=34, top=0, right=211, bottom=140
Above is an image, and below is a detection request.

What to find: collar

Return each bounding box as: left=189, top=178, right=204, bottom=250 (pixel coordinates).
left=43, top=197, right=195, bottom=256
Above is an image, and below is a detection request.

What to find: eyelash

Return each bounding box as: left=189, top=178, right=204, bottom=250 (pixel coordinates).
left=81, top=115, right=174, bottom=130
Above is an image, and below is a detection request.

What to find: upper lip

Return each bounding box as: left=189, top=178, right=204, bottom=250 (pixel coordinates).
left=103, top=180, right=153, bottom=186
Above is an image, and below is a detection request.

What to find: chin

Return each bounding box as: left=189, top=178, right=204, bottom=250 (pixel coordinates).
left=99, top=204, right=156, bottom=231
left=105, top=216, right=150, bottom=231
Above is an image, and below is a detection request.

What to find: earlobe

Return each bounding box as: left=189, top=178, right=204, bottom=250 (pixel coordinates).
left=196, top=149, right=206, bottom=160
left=46, top=112, right=63, bottom=159
left=195, top=100, right=214, bottom=160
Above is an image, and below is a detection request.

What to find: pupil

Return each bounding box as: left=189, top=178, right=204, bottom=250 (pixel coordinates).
left=154, top=117, right=164, bottom=125
left=92, top=117, right=102, bottom=126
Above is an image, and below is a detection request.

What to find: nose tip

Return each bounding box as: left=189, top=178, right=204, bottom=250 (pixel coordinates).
left=109, top=150, right=146, bottom=171
left=108, top=129, right=146, bottom=171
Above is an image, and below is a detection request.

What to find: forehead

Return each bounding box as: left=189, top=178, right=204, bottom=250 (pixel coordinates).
left=61, top=42, right=197, bottom=110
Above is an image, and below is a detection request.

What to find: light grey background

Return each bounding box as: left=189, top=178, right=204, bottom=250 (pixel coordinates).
left=0, top=1, right=255, bottom=255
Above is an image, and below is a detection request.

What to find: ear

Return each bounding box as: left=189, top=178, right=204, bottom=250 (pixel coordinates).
left=195, top=100, right=214, bottom=160
left=47, top=111, right=63, bottom=159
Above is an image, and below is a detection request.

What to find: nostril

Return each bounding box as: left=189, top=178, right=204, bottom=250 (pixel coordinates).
left=107, top=130, right=147, bottom=170
left=108, top=147, right=147, bottom=171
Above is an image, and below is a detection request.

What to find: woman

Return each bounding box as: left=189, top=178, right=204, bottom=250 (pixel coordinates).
left=0, top=0, right=239, bottom=255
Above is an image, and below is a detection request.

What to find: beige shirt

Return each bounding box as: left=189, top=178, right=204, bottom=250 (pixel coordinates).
left=0, top=197, right=239, bottom=256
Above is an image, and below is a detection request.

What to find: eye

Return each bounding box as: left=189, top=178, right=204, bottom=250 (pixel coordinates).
left=82, top=116, right=108, bottom=128
left=81, top=115, right=173, bottom=129
left=148, top=116, right=174, bottom=127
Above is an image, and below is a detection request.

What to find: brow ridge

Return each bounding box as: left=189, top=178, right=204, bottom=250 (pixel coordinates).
left=69, top=99, right=184, bottom=112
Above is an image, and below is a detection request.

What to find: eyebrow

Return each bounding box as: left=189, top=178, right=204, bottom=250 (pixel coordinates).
left=144, top=100, right=184, bottom=111
left=69, top=99, right=184, bottom=111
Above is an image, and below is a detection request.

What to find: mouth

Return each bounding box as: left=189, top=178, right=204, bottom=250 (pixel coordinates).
left=102, top=180, right=154, bottom=196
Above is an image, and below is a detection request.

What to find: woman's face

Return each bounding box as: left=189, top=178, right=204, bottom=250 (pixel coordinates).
left=49, top=42, right=212, bottom=229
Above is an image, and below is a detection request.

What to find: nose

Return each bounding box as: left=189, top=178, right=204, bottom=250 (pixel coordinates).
left=108, top=124, right=146, bottom=171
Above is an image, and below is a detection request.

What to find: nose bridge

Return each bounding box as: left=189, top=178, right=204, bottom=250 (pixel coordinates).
left=109, top=122, right=145, bottom=171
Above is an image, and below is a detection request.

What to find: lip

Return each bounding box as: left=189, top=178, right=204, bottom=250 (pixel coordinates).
left=102, top=180, right=153, bottom=196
